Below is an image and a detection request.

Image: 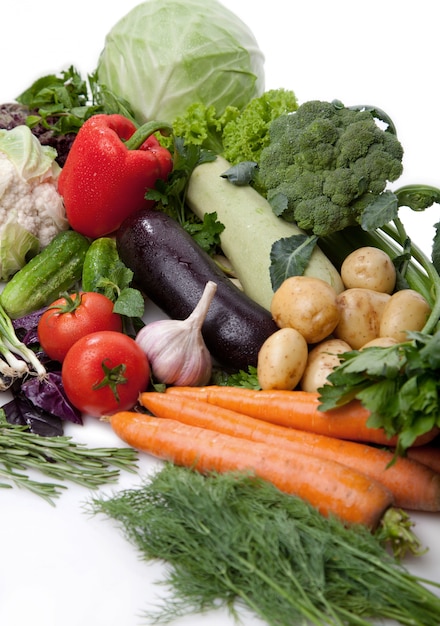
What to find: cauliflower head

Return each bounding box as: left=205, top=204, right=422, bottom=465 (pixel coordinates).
left=259, top=100, right=404, bottom=236
left=0, top=125, right=69, bottom=280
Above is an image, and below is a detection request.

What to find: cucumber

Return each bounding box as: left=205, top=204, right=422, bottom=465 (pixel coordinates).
left=82, top=237, right=120, bottom=298
left=1, top=230, right=90, bottom=318
left=186, top=155, right=344, bottom=311
left=116, top=208, right=278, bottom=371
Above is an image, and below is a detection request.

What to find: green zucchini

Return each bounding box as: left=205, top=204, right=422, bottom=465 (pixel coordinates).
left=1, top=230, right=90, bottom=318
left=82, top=237, right=119, bottom=298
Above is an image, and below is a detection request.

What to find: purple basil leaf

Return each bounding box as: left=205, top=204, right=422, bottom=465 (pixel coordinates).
left=12, top=306, right=46, bottom=333
left=3, top=395, right=64, bottom=437
left=12, top=308, right=59, bottom=366
left=12, top=307, right=46, bottom=347
left=21, top=371, right=83, bottom=425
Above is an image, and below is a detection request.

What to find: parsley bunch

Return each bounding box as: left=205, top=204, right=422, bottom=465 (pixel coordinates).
left=17, top=65, right=136, bottom=135
left=319, top=330, right=440, bottom=454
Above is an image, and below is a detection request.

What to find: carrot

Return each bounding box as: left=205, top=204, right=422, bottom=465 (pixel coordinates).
left=165, top=386, right=439, bottom=447
left=405, top=445, right=440, bottom=474
left=140, top=392, right=440, bottom=512
left=109, top=409, right=394, bottom=529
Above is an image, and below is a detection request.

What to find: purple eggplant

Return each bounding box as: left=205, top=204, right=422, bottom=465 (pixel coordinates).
left=116, top=208, right=278, bottom=371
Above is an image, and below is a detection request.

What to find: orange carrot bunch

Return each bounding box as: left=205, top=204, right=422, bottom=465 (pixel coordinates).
left=141, top=391, right=440, bottom=513
left=107, top=386, right=440, bottom=531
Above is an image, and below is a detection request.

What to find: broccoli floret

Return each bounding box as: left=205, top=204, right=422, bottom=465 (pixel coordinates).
left=259, top=100, right=404, bottom=236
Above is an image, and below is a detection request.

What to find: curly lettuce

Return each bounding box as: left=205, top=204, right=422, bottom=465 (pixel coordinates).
left=161, top=89, right=298, bottom=164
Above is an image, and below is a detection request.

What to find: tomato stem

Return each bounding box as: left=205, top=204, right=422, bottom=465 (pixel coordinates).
left=47, top=291, right=83, bottom=314
left=93, top=360, right=127, bottom=402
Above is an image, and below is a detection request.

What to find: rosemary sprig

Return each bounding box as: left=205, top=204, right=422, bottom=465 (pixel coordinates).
left=0, top=411, right=138, bottom=504
left=90, top=464, right=440, bottom=626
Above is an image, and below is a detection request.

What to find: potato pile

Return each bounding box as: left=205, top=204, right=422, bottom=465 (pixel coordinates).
left=257, top=246, right=432, bottom=392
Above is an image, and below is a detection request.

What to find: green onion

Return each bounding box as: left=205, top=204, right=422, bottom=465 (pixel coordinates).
left=0, top=301, right=46, bottom=386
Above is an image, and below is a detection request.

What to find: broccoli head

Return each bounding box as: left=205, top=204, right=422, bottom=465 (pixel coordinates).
left=259, top=100, right=404, bottom=236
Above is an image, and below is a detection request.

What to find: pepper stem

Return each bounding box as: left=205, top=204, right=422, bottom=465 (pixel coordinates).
left=125, top=120, right=173, bottom=150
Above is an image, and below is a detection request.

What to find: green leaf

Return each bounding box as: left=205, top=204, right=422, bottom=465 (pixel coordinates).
left=212, top=365, right=260, bottom=388
left=432, top=222, right=440, bottom=275
left=146, top=140, right=216, bottom=228
left=113, top=287, right=145, bottom=318
left=220, top=161, right=258, bottom=186
left=0, top=220, right=40, bottom=281
left=338, top=344, right=406, bottom=379
left=360, top=190, right=398, bottom=230
left=267, top=190, right=289, bottom=217
left=185, top=212, right=224, bottom=254
left=357, top=378, right=400, bottom=432
left=269, top=234, right=318, bottom=291
left=16, top=65, right=137, bottom=135
left=109, top=262, right=134, bottom=292
left=415, top=329, right=440, bottom=368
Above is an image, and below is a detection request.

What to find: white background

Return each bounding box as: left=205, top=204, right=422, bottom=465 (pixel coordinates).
left=1, top=2, right=439, bottom=625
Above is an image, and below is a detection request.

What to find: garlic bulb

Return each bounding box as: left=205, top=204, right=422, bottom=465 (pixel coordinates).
left=135, top=281, right=217, bottom=386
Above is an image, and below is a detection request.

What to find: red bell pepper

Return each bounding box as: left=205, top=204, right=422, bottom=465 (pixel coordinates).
left=58, top=114, right=173, bottom=238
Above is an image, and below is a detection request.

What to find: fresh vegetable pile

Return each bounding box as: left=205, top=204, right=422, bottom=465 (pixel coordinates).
left=2, top=0, right=440, bottom=624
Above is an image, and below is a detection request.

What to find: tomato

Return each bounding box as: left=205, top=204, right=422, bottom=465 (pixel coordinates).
left=61, top=330, right=150, bottom=417
left=38, top=292, right=123, bottom=362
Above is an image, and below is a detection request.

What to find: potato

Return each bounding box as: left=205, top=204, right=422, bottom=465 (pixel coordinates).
left=341, top=246, right=396, bottom=293
left=257, top=327, right=308, bottom=390
left=334, top=288, right=390, bottom=349
left=270, top=276, right=340, bottom=344
left=361, top=336, right=399, bottom=349
left=379, top=289, right=431, bottom=342
left=301, top=338, right=352, bottom=393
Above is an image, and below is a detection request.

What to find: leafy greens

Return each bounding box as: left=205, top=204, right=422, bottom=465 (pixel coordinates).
left=90, top=463, right=440, bottom=626
left=319, top=329, right=440, bottom=455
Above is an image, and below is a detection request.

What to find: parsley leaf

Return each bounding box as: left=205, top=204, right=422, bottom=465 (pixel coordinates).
left=185, top=212, right=224, bottom=254
left=211, top=365, right=260, bottom=388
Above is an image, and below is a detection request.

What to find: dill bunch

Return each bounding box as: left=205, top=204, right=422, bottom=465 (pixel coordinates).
left=90, top=463, right=440, bottom=626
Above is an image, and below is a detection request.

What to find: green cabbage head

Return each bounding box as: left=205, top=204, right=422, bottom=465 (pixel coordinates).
left=96, top=0, right=265, bottom=124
